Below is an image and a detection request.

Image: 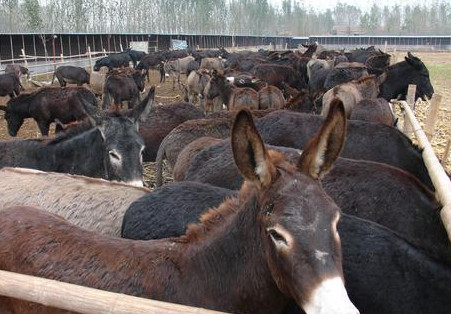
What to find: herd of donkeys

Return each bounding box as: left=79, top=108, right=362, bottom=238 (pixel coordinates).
left=0, top=44, right=449, bottom=313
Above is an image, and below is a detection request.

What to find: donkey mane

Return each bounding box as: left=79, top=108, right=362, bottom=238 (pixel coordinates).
left=352, top=74, right=376, bottom=84
left=181, top=150, right=289, bottom=243
left=44, top=122, right=96, bottom=146
left=387, top=60, right=410, bottom=70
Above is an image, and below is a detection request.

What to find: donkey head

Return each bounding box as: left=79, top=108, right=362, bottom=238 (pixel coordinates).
left=231, top=99, right=358, bottom=314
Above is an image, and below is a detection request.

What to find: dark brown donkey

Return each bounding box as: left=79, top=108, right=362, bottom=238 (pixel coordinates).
left=0, top=101, right=358, bottom=314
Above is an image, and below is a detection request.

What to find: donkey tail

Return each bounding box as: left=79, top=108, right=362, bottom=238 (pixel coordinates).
left=155, top=138, right=168, bottom=187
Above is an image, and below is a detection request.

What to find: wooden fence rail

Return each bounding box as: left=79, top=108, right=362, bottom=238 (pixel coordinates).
left=0, top=48, right=121, bottom=78
left=0, top=270, right=226, bottom=314
left=394, top=99, right=451, bottom=243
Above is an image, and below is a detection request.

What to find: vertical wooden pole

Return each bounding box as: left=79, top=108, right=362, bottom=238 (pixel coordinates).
left=60, top=35, right=64, bottom=57
left=52, top=36, right=57, bottom=72
left=21, top=48, right=29, bottom=87
left=403, top=84, right=417, bottom=136
left=10, top=35, right=14, bottom=64
left=21, top=35, right=25, bottom=62
left=33, top=35, right=37, bottom=63
left=87, top=46, right=93, bottom=72
left=68, top=36, right=72, bottom=57
left=100, top=35, right=104, bottom=52
left=424, top=94, right=442, bottom=141
left=21, top=49, right=28, bottom=68
left=77, top=35, right=81, bottom=59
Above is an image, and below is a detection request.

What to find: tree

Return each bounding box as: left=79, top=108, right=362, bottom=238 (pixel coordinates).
left=1, top=0, right=19, bottom=32
left=22, top=0, right=42, bottom=31
left=333, top=3, right=361, bottom=34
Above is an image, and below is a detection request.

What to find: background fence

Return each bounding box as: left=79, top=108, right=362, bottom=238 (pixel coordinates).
left=1, top=33, right=451, bottom=67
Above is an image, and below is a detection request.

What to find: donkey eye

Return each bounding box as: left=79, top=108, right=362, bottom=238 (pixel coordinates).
left=109, top=150, right=121, bottom=161
left=268, top=229, right=288, bottom=247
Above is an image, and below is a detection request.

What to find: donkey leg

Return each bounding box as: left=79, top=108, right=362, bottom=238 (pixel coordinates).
left=37, top=122, right=50, bottom=136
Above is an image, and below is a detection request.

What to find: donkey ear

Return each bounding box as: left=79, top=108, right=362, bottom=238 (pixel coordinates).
left=232, top=109, right=275, bottom=187
left=131, top=86, right=155, bottom=124
left=298, top=98, right=346, bottom=179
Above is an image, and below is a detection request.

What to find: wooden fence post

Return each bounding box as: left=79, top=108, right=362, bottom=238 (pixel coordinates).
left=424, top=94, right=442, bottom=141
left=403, top=84, right=417, bottom=136
left=21, top=48, right=28, bottom=68
left=87, top=46, right=93, bottom=72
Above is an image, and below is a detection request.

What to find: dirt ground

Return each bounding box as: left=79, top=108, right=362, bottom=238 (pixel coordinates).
left=0, top=51, right=450, bottom=186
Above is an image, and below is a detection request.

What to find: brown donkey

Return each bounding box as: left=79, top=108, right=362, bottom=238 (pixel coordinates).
left=321, top=73, right=386, bottom=118
left=0, top=100, right=358, bottom=314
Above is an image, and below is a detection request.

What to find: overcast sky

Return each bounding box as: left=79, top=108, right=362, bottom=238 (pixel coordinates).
left=269, top=0, right=438, bottom=13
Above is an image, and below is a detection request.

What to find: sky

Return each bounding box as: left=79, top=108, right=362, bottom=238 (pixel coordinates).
left=269, top=0, right=438, bottom=13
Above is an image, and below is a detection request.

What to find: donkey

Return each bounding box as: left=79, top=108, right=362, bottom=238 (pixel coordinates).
left=156, top=109, right=432, bottom=190
left=321, top=74, right=387, bottom=118
left=0, top=88, right=155, bottom=185
left=137, top=101, right=204, bottom=162
left=102, top=70, right=146, bottom=110
left=154, top=118, right=232, bottom=186
left=0, top=167, right=149, bottom=237
left=184, top=70, right=211, bottom=109
left=0, top=101, right=358, bottom=314
left=257, top=85, right=285, bottom=109
left=0, top=72, right=23, bottom=98
left=52, top=65, right=90, bottom=87
left=172, top=136, right=223, bottom=181
left=350, top=98, right=395, bottom=126
left=204, top=71, right=258, bottom=112
left=4, top=64, right=30, bottom=80
left=379, top=52, right=434, bottom=101
left=164, top=55, right=195, bottom=90
left=0, top=86, right=98, bottom=136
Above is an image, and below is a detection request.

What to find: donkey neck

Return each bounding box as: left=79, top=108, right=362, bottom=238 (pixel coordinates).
left=381, top=61, right=411, bottom=98
left=41, top=128, right=108, bottom=179
left=10, top=98, right=33, bottom=118
left=173, top=188, right=288, bottom=313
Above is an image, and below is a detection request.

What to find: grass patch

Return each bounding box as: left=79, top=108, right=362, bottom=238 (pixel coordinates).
left=427, top=64, right=451, bottom=79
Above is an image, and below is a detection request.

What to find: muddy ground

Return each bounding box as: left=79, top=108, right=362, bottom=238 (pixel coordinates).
left=1, top=51, right=450, bottom=188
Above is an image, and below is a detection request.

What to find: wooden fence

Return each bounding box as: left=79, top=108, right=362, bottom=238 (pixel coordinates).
left=392, top=85, right=451, bottom=241
left=0, top=45, right=123, bottom=80
left=0, top=270, right=225, bottom=313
